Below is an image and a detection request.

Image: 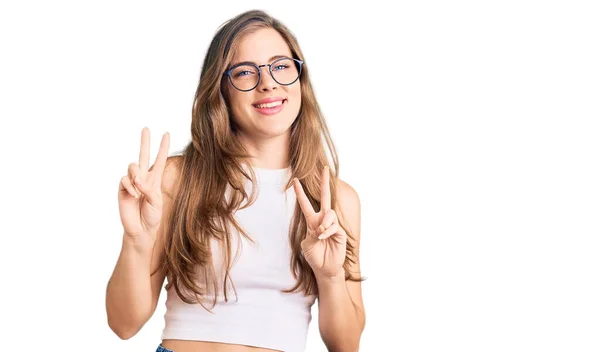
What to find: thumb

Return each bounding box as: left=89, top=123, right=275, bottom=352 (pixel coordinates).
left=134, top=177, right=161, bottom=207
left=301, top=234, right=317, bottom=253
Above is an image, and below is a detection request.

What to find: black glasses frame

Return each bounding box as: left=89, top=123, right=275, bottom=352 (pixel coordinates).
left=223, top=57, right=304, bottom=92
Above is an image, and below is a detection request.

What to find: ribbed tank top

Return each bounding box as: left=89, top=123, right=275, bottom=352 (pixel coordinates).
left=161, top=165, right=317, bottom=352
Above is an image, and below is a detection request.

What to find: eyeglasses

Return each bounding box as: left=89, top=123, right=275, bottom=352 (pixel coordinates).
left=223, top=57, right=304, bottom=92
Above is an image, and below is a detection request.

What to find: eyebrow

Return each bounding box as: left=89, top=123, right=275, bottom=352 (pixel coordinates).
left=230, top=55, right=289, bottom=68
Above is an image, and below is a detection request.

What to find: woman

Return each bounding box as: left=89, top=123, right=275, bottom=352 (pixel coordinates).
left=106, top=9, right=365, bottom=352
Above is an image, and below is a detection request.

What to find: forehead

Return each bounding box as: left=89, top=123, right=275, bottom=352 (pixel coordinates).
left=232, top=27, right=293, bottom=63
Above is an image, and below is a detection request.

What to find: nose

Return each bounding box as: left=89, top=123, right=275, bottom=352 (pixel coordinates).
left=256, top=65, right=278, bottom=92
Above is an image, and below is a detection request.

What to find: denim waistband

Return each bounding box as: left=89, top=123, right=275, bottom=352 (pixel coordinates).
left=156, top=344, right=174, bottom=352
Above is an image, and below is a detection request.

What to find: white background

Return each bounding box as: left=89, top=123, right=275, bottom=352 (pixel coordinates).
left=1, top=0, right=599, bottom=351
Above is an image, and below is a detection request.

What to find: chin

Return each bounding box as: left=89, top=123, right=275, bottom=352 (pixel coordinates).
left=251, top=109, right=296, bottom=130
left=257, top=124, right=294, bottom=138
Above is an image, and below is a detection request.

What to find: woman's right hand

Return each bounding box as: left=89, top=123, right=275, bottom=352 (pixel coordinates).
left=118, top=127, right=171, bottom=242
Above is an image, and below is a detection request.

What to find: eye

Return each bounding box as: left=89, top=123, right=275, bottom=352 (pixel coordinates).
left=273, top=64, right=290, bottom=71
left=234, top=70, right=254, bottom=77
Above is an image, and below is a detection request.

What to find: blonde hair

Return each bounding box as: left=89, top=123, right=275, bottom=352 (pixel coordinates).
left=158, top=9, right=362, bottom=310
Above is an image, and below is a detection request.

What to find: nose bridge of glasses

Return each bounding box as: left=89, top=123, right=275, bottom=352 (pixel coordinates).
left=256, top=63, right=277, bottom=84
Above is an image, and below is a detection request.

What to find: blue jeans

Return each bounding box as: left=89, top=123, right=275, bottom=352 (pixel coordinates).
left=156, top=344, right=174, bottom=352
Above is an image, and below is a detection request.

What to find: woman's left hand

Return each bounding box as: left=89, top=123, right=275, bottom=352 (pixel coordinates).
left=293, top=166, right=347, bottom=278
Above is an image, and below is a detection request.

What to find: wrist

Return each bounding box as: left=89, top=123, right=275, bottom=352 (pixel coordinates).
left=315, top=269, right=346, bottom=284
left=122, top=232, right=155, bottom=254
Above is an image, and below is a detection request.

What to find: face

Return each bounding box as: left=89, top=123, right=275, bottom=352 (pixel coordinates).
left=224, top=27, right=302, bottom=140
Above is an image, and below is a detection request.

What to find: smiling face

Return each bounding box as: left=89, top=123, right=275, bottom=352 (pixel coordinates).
left=224, top=27, right=302, bottom=140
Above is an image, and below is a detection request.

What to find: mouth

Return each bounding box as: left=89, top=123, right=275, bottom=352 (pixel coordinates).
left=252, top=99, right=287, bottom=115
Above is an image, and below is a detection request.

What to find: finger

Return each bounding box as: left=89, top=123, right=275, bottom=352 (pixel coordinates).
left=150, top=132, right=170, bottom=182
left=293, top=178, right=316, bottom=217
left=128, top=162, right=141, bottom=194
left=320, top=166, right=331, bottom=212
left=139, top=127, right=150, bottom=179
left=134, top=176, right=161, bottom=207
left=318, top=223, right=341, bottom=240
left=120, top=176, right=139, bottom=198
left=317, top=209, right=337, bottom=233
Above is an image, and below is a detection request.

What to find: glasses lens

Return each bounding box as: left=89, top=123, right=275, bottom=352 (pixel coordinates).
left=271, top=58, right=300, bottom=85
left=230, top=65, right=259, bottom=91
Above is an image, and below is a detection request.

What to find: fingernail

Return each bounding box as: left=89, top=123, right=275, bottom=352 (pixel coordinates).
left=318, top=225, right=325, bottom=233
left=318, top=234, right=325, bottom=240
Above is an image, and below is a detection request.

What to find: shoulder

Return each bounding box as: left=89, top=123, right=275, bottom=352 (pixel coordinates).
left=335, top=178, right=361, bottom=234
left=335, top=178, right=360, bottom=212
left=160, top=155, right=184, bottom=199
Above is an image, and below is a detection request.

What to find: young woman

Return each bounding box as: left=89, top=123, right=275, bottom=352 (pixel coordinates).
left=106, top=9, right=366, bottom=352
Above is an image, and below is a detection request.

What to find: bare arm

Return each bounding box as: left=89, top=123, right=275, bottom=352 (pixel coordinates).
left=317, top=180, right=366, bottom=352
left=106, top=230, right=167, bottom=339
left=105, top=128, right=179, bottom=339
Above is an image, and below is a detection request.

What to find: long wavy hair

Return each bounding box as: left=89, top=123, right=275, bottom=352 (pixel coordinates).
left=157, top=9, right=363, bottom=310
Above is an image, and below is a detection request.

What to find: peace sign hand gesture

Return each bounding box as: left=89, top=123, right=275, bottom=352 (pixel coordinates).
left=118, top=128, right=170, bottom=242
left=293, top=166, right=347, bottom=278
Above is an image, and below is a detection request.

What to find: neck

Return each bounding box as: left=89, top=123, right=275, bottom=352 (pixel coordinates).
left=239, top=131, right=291, bottom=169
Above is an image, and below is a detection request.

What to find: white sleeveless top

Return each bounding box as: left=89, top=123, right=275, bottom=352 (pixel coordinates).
left=161, top=166, right=317, bottom=352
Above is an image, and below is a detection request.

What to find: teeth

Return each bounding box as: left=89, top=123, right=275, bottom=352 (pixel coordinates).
left=255, top=100, right=283, bottom=109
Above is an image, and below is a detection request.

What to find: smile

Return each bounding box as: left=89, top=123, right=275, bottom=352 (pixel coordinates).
left=252, top=99, right=287, bottom=115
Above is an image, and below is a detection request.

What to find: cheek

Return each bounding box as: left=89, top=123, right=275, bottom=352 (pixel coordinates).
left=291, top=82, right=302, bottom=99
left=289, top=85, right=302, bottom=113
left=227, top=91, right=252, bottom=119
